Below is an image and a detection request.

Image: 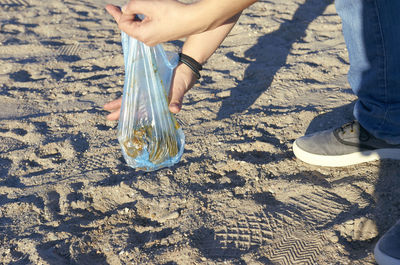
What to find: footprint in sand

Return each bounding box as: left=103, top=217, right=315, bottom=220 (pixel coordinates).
left=336, top=217, right=379, bottom=242
left=0, top=0, right=30, bottom=10
left=56, top=44, right=82, bottom=62
left=263, top=228, right=331, bottom=265
left=36, top=142, right=75, bottom=165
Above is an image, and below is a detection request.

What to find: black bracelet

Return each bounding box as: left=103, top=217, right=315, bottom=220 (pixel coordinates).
left=179, top=53, right=202, bottom=79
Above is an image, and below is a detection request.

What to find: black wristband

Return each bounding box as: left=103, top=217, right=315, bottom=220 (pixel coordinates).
left=179, top=53, right=202, bottom=79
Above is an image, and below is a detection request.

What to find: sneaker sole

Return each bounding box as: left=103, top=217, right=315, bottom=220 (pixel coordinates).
left=293, top=140, right=400, bottom=167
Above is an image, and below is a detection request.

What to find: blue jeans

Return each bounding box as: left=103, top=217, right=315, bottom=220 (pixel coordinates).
left=335, top=0, right=400, bottom=144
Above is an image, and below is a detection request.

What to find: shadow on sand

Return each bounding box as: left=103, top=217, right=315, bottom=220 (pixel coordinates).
left=217, top=0, right=333, bottom=120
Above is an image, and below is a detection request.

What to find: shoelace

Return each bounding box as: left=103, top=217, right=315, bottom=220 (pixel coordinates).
left=339, top=121, right=356, bottom=134
left=339, top=121, right=370, bottom=141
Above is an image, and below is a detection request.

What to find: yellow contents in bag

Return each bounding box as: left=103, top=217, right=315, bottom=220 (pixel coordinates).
left=122, top=123, right=179, bottom=164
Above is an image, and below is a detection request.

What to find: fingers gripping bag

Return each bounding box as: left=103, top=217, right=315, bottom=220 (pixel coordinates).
left=117, top=31, right=185, bottom=171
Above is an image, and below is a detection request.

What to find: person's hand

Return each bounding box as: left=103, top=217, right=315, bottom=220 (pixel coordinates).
left=104, top=63, right=197, bottom=121
left=168, top=63, right=197, bottom=114
left=103, top=97, right=122, bottom=121
left=106, top=1, right=202, bottom=46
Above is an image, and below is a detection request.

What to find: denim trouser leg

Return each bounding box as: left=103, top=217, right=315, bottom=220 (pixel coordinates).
left=335, top=0, right=400, bottom=144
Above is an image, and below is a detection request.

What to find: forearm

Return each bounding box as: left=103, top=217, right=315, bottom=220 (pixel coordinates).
left=188, top=0, right=257, bottom=33
left=181, top=13, right=241, bottom=65
left=111, top=0, right=256, bottom=46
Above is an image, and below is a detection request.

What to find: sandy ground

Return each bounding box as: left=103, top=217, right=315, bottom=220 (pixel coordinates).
left=1, top=0, right=400, bottom=264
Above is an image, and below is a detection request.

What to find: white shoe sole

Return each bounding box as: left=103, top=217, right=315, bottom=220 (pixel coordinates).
left=293, top=140, right=400, bottom=167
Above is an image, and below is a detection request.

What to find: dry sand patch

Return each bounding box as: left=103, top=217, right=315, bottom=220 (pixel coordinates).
left=1, top=0, right=399, bottom=264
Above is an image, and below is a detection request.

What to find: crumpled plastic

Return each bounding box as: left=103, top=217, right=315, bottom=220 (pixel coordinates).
left=117, top=31, right=185, bottom=171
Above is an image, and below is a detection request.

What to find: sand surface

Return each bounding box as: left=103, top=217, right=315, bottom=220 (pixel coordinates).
left=1, top=0, right=400, bottom=264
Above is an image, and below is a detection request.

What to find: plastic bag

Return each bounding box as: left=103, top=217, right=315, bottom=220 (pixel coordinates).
left=117, top=32, right=185, bottom=171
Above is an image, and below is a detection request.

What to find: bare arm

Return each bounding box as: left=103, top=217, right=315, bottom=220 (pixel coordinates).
left=167, top=12, right=241, bottom=113
left=181, top=13, right=241, bottom=64
left=106, top=0, right=255, bottom=46
left=191, top=0, right=254, bottom=33
left=105, top=11, right=241, bottom=119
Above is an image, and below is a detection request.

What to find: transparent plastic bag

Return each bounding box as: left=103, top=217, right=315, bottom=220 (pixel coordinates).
left=117, top=32, right=185, bottom=171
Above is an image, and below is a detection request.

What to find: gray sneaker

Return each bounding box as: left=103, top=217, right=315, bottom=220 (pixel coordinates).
left=293, top=120, right=400, bottom=167
left=374, top=219, right=400, bottom=265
